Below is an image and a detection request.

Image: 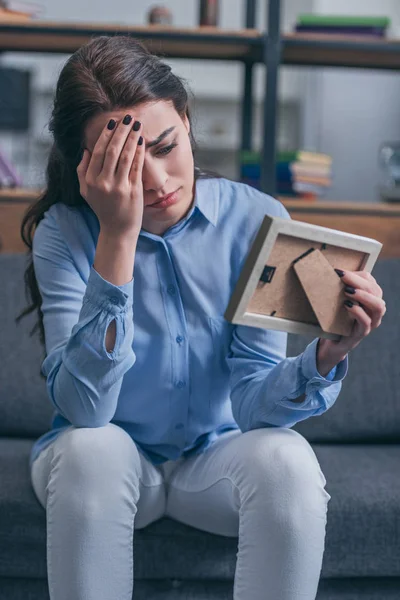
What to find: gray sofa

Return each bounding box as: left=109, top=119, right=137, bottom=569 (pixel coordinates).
left=1, top=253, right=399, bottom=600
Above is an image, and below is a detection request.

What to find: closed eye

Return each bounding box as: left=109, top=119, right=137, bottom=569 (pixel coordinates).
left=156, top=142, right=178, bottom=156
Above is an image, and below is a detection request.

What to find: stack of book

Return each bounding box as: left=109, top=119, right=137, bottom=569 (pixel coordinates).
left=294, top=14, right=391, bottom=39
left=240, top=150, right=332, bottom=200
left=285, top=150, right=332, bottom=199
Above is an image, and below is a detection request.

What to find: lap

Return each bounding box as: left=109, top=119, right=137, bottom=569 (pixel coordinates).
left=164, top=426, right=325, bottom=537
left=30, top=424, right=325, bottom=535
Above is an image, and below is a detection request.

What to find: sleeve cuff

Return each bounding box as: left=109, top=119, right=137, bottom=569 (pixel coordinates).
left=84, top=265, right=134, bottom=314
left=301, top=338, right=348, bottom=386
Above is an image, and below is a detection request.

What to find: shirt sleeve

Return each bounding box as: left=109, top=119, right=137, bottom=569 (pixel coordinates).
left=227, top=199, right=348, bottom=432
left=33, top=210, right=136, bottom=428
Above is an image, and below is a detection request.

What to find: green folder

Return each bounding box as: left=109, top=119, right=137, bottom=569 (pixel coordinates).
left=297, top=14, right=390, bottom=28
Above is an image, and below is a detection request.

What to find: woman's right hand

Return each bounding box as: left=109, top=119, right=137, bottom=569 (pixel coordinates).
left=77, top=115, right=145, bottom=238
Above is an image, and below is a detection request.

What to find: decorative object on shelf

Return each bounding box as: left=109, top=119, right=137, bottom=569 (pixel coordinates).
left=147, top=5, right=173, bottom=25
left=240, top=150, right=332, bottom=200
left=0, top=1, right=42, bottom=21
left=199, top=0, right=219, bottom=26
left=0, top=149, right=23, bottom=187
left=294, top=14, right=390, bottom=39
left=379, top=141, right=400, bottom=203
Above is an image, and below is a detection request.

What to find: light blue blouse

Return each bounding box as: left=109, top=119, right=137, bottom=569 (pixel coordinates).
left=30, top=176, right=347, bottom=467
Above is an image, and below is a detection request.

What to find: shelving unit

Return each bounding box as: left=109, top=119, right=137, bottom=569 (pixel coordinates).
left=1, top=0, right=400, bottom=257
left=1, top=20, right=399, bottom=64
left=1, top=0, right=400, bottom=194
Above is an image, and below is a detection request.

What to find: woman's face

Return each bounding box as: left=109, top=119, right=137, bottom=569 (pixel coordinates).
left=83, top=100, right=195, bottom=236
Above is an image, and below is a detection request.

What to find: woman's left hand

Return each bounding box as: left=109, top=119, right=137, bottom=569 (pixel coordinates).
left=318, top=269, right=386, bottom=365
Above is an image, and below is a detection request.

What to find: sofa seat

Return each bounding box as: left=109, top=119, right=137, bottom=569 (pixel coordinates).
left=1, top=438, right=399, bottom=583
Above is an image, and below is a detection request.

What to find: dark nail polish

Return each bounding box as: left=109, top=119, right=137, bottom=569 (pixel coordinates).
left=335, top=269, right=345, bottom=277
left=107, top=119, right=116, bottom=130
left=123, top=115, right=132, bottom=125
left=344, top=300, right=354, bottom=308
left=132, top=120, right=141, bottom=131
left=345, top=286, right=356, bottom=294
left=138, top=136, right=143, bottom=146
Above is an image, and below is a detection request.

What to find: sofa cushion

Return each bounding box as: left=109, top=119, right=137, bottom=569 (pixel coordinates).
left=0, top=255, right=52, bottom=437
left=2, top=577, right=400, bottom=600
left=1, top=438, right=399, bottom=581
left=290, top=257, right=400, bottom=443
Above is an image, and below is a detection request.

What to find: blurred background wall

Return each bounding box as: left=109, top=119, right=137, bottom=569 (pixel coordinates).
left=0, top=0, right=398, bottom=202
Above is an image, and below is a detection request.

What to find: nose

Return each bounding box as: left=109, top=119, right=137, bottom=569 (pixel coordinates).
left=142, top=158, right=168, bottom=194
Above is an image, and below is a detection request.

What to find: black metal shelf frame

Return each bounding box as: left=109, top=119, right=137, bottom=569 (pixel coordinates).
left=0, top=1, right=276, bottom=191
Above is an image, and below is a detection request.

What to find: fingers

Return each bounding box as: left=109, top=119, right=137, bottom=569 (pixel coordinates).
left=86, top=118, right=118, bottom=180
left=129, top=134, right=145, bottom=184
left=116, top=119, right=143, bottom=182
left=344, top=287, right=386, bottom=328
left=344, top=302, right=372, bottom=338
left=76, top=148, right=91, bottom=196
left=337, top=268, right=386, bottom=329
left=335, top=269, right=383, bottom=298
left=101, top=114, right=137, bottom=179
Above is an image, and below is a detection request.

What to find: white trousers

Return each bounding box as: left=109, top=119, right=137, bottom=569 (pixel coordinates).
left=31, top=423, right=331, bottom=600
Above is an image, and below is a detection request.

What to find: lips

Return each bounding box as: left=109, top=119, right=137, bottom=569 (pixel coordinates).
left=150, top=189, right=178, bottom=206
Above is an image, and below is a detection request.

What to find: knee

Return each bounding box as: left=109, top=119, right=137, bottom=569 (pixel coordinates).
left=51, top=423, right=142, bottom=496
left=234, top=428, right=330, bottom=508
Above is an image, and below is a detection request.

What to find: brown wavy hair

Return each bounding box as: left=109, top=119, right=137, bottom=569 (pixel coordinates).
left=16, top=35, right=220, bottom=351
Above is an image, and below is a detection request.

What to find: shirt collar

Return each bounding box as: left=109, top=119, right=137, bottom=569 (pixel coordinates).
left=193, top=176, right=220, bottom=228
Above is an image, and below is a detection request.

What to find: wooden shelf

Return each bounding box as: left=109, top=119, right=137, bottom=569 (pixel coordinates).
left=2, top=187, right=400, bottom=213
left=279, top=197, right=400, bottom=260
left=283, top=33, right=400, bottom=70
left=279, top=198, right=400, bottom=215
left=0, top=187, right=41, bottom=202
left=4, top=188, right=400, bottom=211
left=0, top=21, right=399, bottom=69
left=0, top=21, right=262, bottom=61
left=1, top=189, right=399, bottom=258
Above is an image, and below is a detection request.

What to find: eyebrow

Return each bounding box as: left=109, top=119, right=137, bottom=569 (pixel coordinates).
left=146, top=126, right=176, bottom=148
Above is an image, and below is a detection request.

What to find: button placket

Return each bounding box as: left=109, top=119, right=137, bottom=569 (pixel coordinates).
left=162, top=245, right=189, bottom=437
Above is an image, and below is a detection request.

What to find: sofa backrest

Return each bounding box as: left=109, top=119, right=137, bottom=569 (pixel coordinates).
left=290, top=257, right=400, bottom=442
left=0, top=253, right=399, bottom=442
left=0, top=254, right=52, bottom=437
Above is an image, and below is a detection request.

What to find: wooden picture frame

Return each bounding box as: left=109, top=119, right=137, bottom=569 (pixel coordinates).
left=224, top=215, right=383, bottom=341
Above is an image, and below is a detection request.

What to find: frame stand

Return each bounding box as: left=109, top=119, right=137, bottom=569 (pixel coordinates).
left=292, top=248, right=355, bottom=337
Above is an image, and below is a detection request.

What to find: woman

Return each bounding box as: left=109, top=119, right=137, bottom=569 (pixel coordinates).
left=18, top=35, right=386, bottom=600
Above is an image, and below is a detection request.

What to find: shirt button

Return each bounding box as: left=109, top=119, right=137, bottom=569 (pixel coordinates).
left=110, top=296, right=119, bottom=305
left=177, top=381, right=186, bottom=389
left=167, top=285, right=176, bottom=295
left=175, top=423, right=184, bottom=430
left=176, top=335, right=184, bottom=344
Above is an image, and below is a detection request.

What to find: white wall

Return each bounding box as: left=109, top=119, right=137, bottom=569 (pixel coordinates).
left=303, top=0, right=400, bottom=202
